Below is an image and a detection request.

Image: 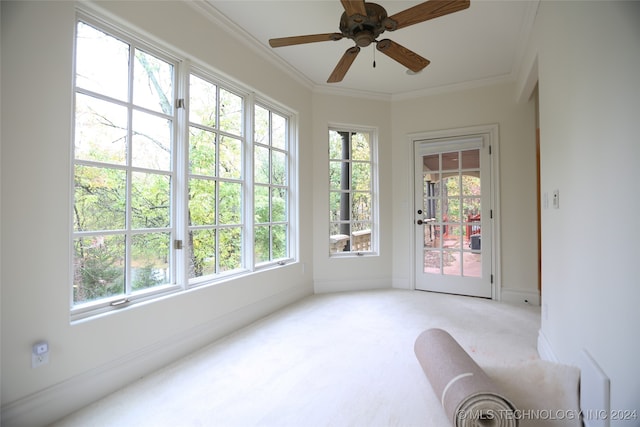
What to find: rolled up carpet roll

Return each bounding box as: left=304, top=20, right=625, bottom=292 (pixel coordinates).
left=414, top=328, right=518, bottom=427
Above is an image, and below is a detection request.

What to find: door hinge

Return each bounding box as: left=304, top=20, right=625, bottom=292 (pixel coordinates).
left=490, top=209, right=493, bottom=219
left=175, top=98, right=185, bottom=109
left=489, top=145, right=492, bottom=155
left=491, top=274, right=494, bottom=284
left=174, top=239, right=183, bottom=250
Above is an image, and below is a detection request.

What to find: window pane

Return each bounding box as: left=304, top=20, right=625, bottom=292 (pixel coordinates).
left=132, top=110, right=172, bottom=171
left=271, top=187, right=287, bottom=222
left=351, top=132, right=370, bottom=161
left=133, top=48, right=173, bottom=114
left=131, top=172, right=171, bottom=229
left=75, top=22, right=129, bottom=101
left=329, top=131, right=344, bottom=160
left=219, top=227, right=242, bottom=271
left=219, top=136, right=241, bottom=179
left=352, top=192, right=371, bottom=221
left=219, top=88, right=242, bottom=135
left=254, top=105, right=269, bottom=145
left=73, top=234, right=125, bottom=304
left=351, top=162, right=370, bottom=191
left=188, top=229, right=216, bottom=278
left=190, top=75, right=217, bottom=128
left=272, top=224, right=287, bottom=259
left=254, top=225, right=270, bottom=263
left=189, top=127, right=216, bottom=176
left=131, top=232, right=170, bottom=291
left=254, top=185, right=269, bottom=223
left=189, top=178, right=216, bottom=226
left=254, top=145, right=269, bottom=184
left=329, top=161, right=346, bottom=190
left=75, top=93, right=128, bottom=165
left=272, top=151, right=287, bottom=185
left=329, top=191, right=344, bottom=222
left=272, top=113, right=286, bottom=150
left=74, top=165, right=126, bottom=231
left=219, top=182, right=241, bottom=225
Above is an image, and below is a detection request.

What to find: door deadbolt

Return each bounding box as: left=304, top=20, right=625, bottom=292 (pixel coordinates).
left=417, top=219, right=423, bottom=225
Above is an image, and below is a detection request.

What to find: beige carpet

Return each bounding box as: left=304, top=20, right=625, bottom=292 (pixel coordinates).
left=52, top=289, right=580, bottom=427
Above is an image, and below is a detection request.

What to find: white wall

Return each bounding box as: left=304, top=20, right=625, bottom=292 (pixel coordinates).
left=390, top=82, right=538, bottom=301
left=522, top=1, right=640, bottom=419
left=311, top=92, right=393, bottom=293
left=1, top=2, right=314, bottom=425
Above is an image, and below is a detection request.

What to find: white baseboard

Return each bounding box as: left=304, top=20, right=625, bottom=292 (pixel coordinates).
left=314, top=277, right=391, bottom=294
left=500, top=288, right=540, bottom=305
left=537, top=329, right=559, bottom=363
left=1, top=285, right=311, bottom=427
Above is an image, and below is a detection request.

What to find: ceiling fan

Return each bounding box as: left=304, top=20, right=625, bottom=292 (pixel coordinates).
left=268, top=0, right=470, bottom=83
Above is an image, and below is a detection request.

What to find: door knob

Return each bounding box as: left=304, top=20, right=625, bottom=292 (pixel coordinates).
left=417, top=219, right=423, bottom=225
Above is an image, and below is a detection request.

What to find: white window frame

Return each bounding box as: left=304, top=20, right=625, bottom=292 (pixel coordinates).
left=328, top=124, right=379, bottom=257
left=70, top=9, right=298, bottom=322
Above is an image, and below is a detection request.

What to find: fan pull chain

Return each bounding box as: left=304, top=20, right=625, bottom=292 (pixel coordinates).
left=373, top=46, right=376, bottom=68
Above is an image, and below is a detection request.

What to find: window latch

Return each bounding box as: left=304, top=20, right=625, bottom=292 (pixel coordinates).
left=110, top=298, right=130, bottom=307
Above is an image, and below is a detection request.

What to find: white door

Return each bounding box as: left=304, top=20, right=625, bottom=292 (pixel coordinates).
left=414, top=136, right=492, bottom=297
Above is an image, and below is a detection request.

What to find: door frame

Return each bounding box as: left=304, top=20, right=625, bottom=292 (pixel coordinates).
left=408, top=124, right=502, bottom=300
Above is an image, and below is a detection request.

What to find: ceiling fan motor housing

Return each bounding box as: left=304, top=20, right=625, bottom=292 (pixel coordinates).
left=339, top=2, right=397, bottom=47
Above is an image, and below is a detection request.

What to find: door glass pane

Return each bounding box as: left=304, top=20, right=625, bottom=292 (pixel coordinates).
left=443, top=250, right=460, bottom=275
left=421, top=151, right=482, bottom=278
left=424, top=249, right=441, bottom=273
left=442, top=152, right=459, bottom=171
left=461, top=149, right=479, bottom=169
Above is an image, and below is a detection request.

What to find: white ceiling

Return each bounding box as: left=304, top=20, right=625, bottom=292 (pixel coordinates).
left=202, top=0, right=539, bottom=99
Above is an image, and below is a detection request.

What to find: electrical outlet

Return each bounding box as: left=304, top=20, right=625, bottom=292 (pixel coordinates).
left=32, top=341, right=50, bottom=368
left=32, top=352, right=49, bottom=368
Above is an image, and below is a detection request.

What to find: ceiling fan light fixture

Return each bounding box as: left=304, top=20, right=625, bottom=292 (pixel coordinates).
left=268, top=0, right=470, bottom=83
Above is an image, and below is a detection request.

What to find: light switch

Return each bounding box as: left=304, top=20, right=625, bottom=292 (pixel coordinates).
left=552, top=190, right=560, bottom=209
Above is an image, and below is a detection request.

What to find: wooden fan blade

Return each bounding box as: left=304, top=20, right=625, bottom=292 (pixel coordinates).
left=269, top=33, right=343, bottom=48
left=376, top=39, right=430, bottom=72
left=340, top=0, right=367, bottom=17
left=328, top=46, right=360, bottom=83
left=388, top=0, right=470, bottom=30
